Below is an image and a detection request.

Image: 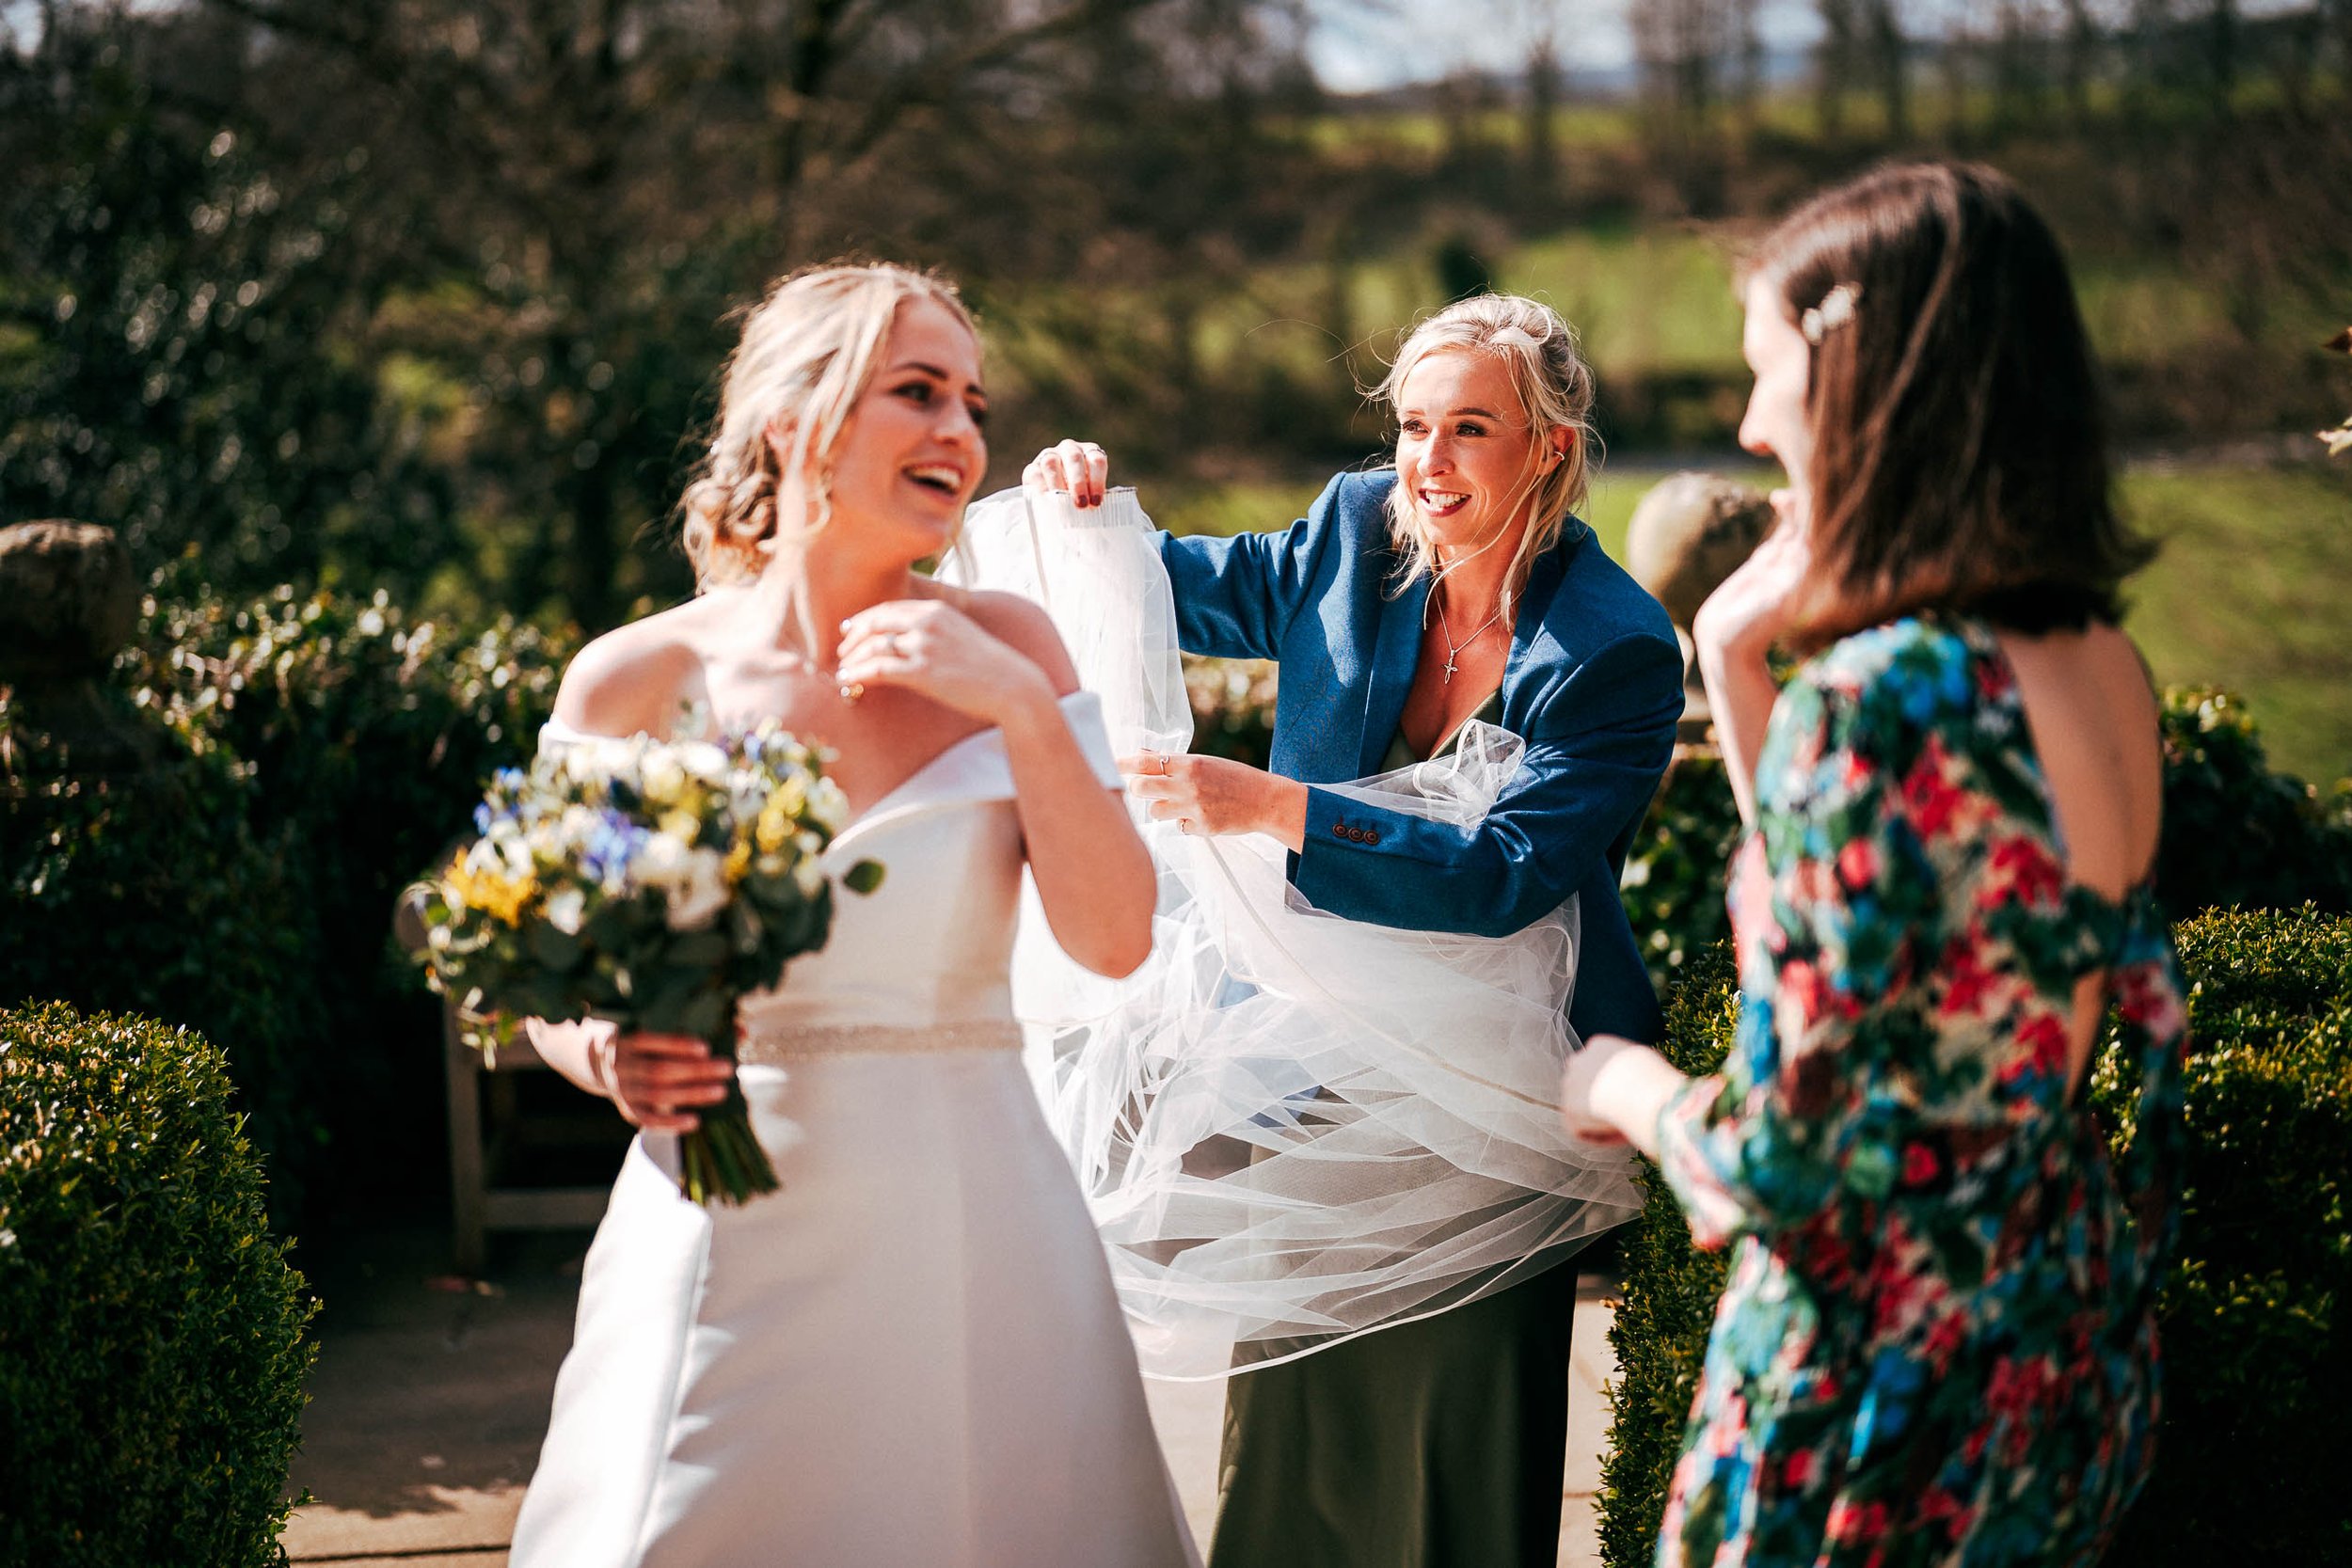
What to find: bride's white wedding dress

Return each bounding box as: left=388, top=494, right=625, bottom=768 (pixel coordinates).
left=509, top=692, right=1198, bottom=1568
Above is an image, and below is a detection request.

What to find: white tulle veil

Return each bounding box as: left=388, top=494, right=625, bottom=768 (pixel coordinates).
left=941, top=486, right=1642, bottom=1381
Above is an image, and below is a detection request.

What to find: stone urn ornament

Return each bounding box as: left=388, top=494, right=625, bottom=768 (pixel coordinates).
left=1623, top=473, right=1774, bottom=739
left=0, top=519, right=159, bottom=780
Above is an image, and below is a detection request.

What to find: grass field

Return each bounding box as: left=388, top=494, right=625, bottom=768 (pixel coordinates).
left=1025, top=218, right=2334, bottom=468
left=1294, top=73, right=2351, bottom=166
left=1149, top=458, right=2352, bottom=784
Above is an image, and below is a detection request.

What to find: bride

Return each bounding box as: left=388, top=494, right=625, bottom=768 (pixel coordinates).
left=510, top=263, right=1197, bottom=1568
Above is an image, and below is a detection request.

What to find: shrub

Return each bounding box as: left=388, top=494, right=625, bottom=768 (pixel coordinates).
left=1617, top=748, right=1742, bottom=990
left=1595, top=941, right=1735, bottom=1567
left=144, top=582, right=566, bottom=1212
left=2097, top=909, right=2352, bottom=1565
left=1619, top=687, right=2352, bottom=1009
left=0, top=689, right=329, bottom=1215
left=1597, top=911, right=2352, bottom=1566
left=2155, top=688, right=2352, bottom=916
left=123, top=575, right=570, bottom=1211
left=6, top=571, right=571, bottom=1216
left=1176, top=674, right=2352, bottom=993
left=0, top=1003, right=316, bottom=1568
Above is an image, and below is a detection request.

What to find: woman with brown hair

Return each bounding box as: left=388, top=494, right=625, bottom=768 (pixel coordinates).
left=1560, top=161, right=2187, bottom=1565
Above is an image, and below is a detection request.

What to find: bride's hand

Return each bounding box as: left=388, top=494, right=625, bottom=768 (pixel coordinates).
left=602, top=1030, right=736, bottom=1134
left=1692, top=488, right=1815, bottom=661
left=1025, top=438, right=1110, bottom=509
left=836, top=598, right=1056, bottom=725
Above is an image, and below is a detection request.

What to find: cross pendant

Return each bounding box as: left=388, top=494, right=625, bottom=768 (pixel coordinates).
left=1441, top=654, right=1458, bottom=682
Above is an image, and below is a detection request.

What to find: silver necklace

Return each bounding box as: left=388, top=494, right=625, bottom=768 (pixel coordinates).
left=1433, top=589, right=1506, bottom=683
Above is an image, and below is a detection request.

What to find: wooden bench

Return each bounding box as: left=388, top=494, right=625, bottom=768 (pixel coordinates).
left=399, top=887, right=617, bottom=1274
left=440, top=1007, right=616, bottom=1275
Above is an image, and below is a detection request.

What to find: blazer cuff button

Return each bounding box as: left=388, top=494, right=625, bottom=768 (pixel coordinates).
left=1330, top=822, right=1348, bottom=837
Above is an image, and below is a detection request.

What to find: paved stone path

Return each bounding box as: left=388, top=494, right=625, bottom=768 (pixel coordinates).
left=280, top=1225, right=1620, bottom=1565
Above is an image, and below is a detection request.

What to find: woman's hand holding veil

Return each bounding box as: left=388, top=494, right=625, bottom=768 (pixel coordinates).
left=1025, top=438, right=1113, bottom=507
left=1120, top=748, right=1308, bottom=851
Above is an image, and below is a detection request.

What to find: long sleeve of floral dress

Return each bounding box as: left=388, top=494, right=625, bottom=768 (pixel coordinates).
left=1645, top=617, right=2186, bottom=1568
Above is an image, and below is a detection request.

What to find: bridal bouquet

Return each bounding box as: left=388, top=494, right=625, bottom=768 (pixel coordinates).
left=412, top=722, right=882, bottom=1206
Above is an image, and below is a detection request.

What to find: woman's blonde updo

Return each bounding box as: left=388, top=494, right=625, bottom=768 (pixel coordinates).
left=1373, top=293, right=1601, bottom=618
left=679, top=262, right=977, bottom=588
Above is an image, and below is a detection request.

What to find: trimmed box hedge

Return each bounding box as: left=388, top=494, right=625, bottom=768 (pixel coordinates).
left=0, top=1003, right=316, bottom=1567
left=1598, top=910, right=2352, bottom=1566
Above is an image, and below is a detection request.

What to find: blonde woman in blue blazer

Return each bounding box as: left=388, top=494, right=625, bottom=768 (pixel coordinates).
left=1029, top=293, right=1683, bottom=1568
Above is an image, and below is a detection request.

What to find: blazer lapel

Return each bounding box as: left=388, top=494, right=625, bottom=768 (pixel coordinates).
left=1498, top=532, right=1574, bottom=723
left=1357, top=567, right=1429, bottom=774
left=1348, top=527, right=1579, bottom=775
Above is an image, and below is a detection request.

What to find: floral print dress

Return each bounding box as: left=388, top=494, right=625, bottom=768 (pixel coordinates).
left=1651, top=616, right=2188, bottom=1568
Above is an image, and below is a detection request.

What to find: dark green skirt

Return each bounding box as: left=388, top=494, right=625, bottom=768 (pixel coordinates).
left=1206, top=1259, right=1580, bottom=1568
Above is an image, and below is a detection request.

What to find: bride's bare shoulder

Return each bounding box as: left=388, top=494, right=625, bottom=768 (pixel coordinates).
left=926, top=580, right=1079, bottom=696
left=553, top=597, right=723, bottom=738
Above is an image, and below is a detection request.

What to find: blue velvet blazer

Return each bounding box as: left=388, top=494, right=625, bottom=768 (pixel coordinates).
left=1156, top=468, right=1684, bottom=1042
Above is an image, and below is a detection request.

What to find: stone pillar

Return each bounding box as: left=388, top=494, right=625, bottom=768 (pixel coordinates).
left=1623, top=473, right=1773, bottom=744
left=0, top=520, right=158, bottom=779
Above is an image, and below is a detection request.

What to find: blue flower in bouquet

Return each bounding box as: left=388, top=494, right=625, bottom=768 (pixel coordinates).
left=580, top=809, right=651, bottom=895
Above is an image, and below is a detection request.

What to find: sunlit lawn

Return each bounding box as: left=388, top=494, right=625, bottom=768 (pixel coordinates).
left=2123, top=463, right=2352, bottom=784
left=1148, top=460, right=2352, bottom=784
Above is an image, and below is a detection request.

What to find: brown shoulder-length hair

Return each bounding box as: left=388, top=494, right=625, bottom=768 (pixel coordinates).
left=1746, top=160, right=2153, bottom=648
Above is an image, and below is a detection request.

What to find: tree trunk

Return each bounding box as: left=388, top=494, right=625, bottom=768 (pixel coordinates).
left=2125, top=0, right=2171, bottom=119
left=1816, top=0, right=1856, bottom=140
left=1864, top=0, right=1907, bottom=139
left=2061, top=0, right=2096, bottom=124
left=1734, top=0, right=1763, bottom=135
left=1993, top=2, right=2032, bottom=135
left=1522, top=41, right=1559, bottom=204
left=2204, top=0, right=2238, bottom=114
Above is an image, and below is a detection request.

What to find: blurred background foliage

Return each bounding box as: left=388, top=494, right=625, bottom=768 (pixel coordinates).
left=4, top=1, right=2350, bottom=1224
left=5, top=0, right=2348, bottom=770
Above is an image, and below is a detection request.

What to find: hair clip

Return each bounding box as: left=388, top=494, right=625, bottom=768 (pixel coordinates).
left=1801, top=283, right=1863, bottom=346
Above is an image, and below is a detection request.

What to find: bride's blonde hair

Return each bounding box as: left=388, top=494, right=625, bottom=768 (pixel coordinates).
left=679, top=262, right=977, bottom=588
left=1373, top=294, right=1600, bottom=620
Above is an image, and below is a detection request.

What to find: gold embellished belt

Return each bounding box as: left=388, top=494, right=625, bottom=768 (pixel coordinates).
left=737, top=1019, right=1023, bottom=1064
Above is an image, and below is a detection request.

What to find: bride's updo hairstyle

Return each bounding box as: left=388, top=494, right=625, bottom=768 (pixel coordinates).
left=1374, top=293, right=1600, bottom=617
left=680, top=262, right=977, bottom=587
left=1747, top=160, right=2151, bottom=649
